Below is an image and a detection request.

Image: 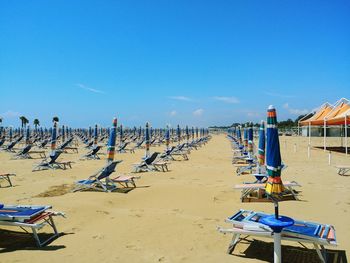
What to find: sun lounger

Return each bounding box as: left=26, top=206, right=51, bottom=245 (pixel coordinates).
left=217, top=209, right=336, bottom=263
left=132, top=152, right=169, bottom=173
left=335, top=165, right=350, bottom=176
left=0, top=204, right=65, bottom=247
left=32, top=151, right=73, bottom=172
left=81, top=145, right=102, bottom=160
left=73, top=160, right=138, bottom=192
left=234, top=180, right=301, bottom=202
left=0, top=173, right=16, bottom=187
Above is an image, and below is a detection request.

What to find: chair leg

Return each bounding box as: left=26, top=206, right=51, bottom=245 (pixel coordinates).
left=227, top=234, right=240, bottom=254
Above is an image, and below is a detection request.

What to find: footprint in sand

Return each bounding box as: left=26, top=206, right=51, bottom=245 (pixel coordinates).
left=92, top=234, right=105, bottom=240
left=96, top=210, right=110, bottom=215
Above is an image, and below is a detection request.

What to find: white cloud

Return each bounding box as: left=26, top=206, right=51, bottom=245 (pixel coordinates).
left=213, top=96, right=239, bottom=104
left=283, top=103, right=308, bottom=115
left=1, top=110, right=21, bottom=119
left=76, top=83, right=105, bottom=94
left=168, top=96, right=192, bottom=102
left=247, top=112, right=260, bottom=117
left=193, top=108, right=204, bottom=117
left=169, top=110, right=177, bottom=116
left=264, top=91, right=295, bottom=98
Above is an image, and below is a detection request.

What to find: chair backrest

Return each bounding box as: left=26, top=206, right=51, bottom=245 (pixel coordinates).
left=21, top=145, right=32, bottom=154
left=97, top=161, right=121, bottom=180
left=49, top=151, right=62, bottom=163
left=91, top=145, right=101, bottom=154
left=145, top=152, right=159, bottom=165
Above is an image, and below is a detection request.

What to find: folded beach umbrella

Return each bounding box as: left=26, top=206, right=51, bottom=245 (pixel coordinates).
left=195, top=127, right=198, bottom=139
left=40, top=127, right=43, bottom=139
left=138, top=126, right=142, bottom=139
left=237, top=126, right=242, bottom=145
left=261, top=105, right=294, bottom=263
left=107, top=118, right=117, bottom=163
left=185, top=125, right=189, bottom=142
left=265, top=106, right=285, bottom=197
left=177, top=125, right=181, bottom=144
left=62, top=125, right=65, bottom=143
left=9, top=127, right=13, bottom=142
left=50, top=122, right=57, bottom=156
left=258, top=120, right=266, bottom=166
left=120, top=124, right=123, bottom=143
left=248, top=123, right=253, bottom=155
left=165, top=125, right=170, bottom=150
left=243, top=124, right=248, bottom=150
left=150, top=126, right=153, bottom=140
left=25, top=126, right=30, bottom=145
left=93, top=124, right=98, bottom=147
left=145, top=122, right=150, bottom=157
left=88, top=126, right=92, bottom=139
left=191, top=127, right=194, bottom=141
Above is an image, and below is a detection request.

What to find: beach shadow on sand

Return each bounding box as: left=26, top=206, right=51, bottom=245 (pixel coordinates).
left=0, top=230, right=74, bottom=253
left=233, top=239, right=347, bottom=263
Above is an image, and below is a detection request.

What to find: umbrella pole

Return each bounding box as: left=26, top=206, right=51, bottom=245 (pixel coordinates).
left=274, top=232, right=282, bottom=263
left=274, top=201, right=279, bottom=219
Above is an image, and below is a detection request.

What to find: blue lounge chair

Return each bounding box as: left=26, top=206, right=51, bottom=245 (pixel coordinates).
left=32, top=151, right=73, bottom=171
left=81, top=145, right=102, bottom=160
left=132, top=152, right=169, bottom=173
left=0, top=204, right=65, bottom=247
left=217, top=209, right=336, bottom=262
left=73, top=160, right=138, bottom=192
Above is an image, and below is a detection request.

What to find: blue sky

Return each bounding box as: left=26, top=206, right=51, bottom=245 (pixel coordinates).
left=0, top=0, right=349, bottom=128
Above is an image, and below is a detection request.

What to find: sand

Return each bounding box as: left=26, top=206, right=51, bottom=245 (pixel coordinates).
left=0, top=134, right=349, bottom=263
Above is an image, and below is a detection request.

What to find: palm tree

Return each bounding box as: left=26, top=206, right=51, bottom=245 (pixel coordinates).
left=52, top=116, right=59, bottom=123
left=33, top=119, right=40, bottom=131
left=19, top=116, right=29, bottom=128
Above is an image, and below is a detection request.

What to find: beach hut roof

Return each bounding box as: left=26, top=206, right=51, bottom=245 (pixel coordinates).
left=325, top=98, right=350, bottom=125
left=299, top=102, right=334, bottom=126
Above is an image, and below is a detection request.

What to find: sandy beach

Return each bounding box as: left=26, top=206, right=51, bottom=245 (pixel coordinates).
left=0, top=134, right=349, bottom=263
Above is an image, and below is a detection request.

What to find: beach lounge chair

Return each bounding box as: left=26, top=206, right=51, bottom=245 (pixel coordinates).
left=3, top=141, right=17, bottom=152
left=170, top=143, right=189, bottom=161
left=234, top=180, right=300, bottom=202
left=12, top=145, right=32, bottom=159
left=132, top=152, right=169, bottom=173
left=217, top=209, right=336, bottom=263
left=335, top=165, right=350, bottom=176
left=73, top=161, right=138, bottom=192
left=81, top=145, right=102, bottom=160
left=37, top=139, right=49, bottom=148
left=0, top=204, right=65, bottom=247
left=32, top=151, right=73, bottom=172
left=0, top=173, right=16, bottom=187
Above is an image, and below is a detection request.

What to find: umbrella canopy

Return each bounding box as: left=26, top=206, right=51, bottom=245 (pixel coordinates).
left=88, top=126, right=92, bottom=139
left=93, top=124, right=98, bottom=147
left=248, top=123, right=254, bottom=155
left=165, top=125, right=170, bottom=150
left=185, top=125, right=189, bottom=142
left=25, top=126, right=30, bottom=145
left=145, top=122, right=150, bottom=157
left=62, top=125, right=65, bottom=143
left=265, top=105, right=285, bottom=197
left=9, top=127, right=13, bottom=141
left=107, top=118, right=117, bottom=163
left=258, top=120, right=266, bottom=166
left=120, top=124, right=123, bottom=143
left=243, top=125, right=248, bottom=150
left=50, top=122, right=57, bottom=156
left=177, top=125, right=181, bottom=144
left=237, top=126, right=242, bottom=145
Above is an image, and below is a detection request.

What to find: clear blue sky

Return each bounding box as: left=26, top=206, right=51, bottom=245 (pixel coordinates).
left=0, top=0, right=349, bottom=128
